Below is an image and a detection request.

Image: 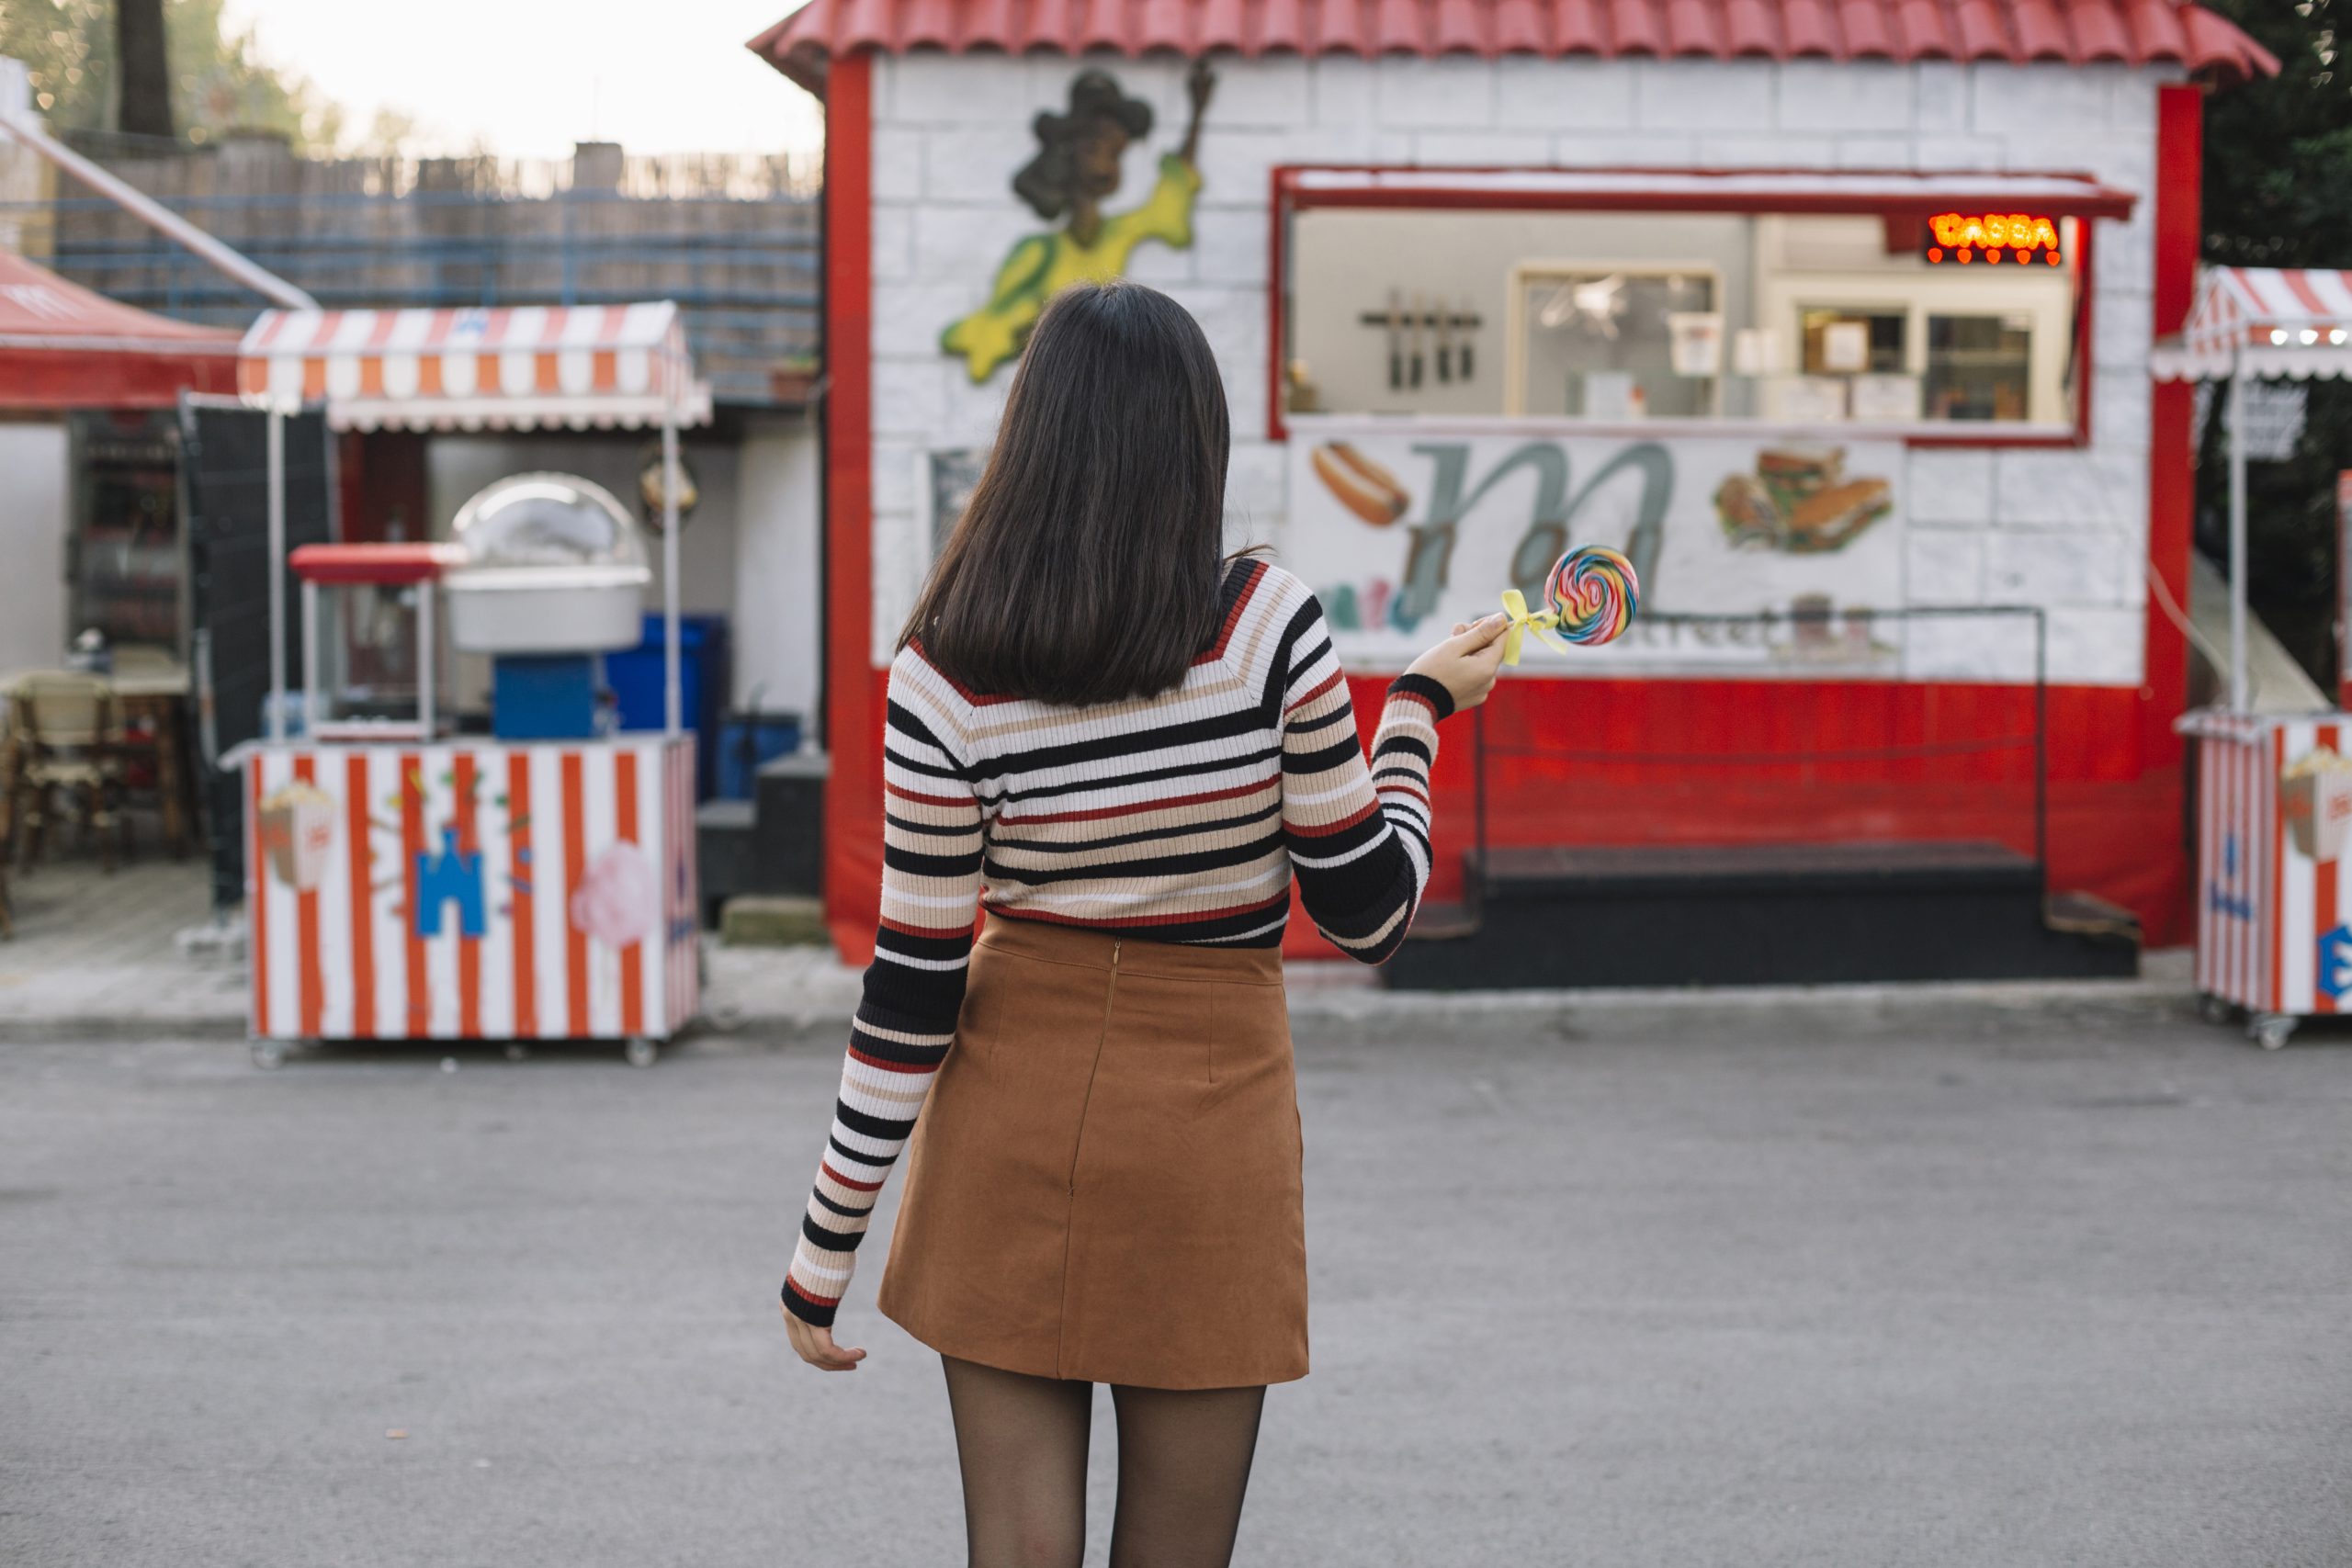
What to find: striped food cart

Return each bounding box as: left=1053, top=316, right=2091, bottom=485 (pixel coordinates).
left=2181, top=712, right=2352, bottom=1049
left=2155, top=267, right=2352, bottom=1048
left=236, top=304, right=712, bottom=1066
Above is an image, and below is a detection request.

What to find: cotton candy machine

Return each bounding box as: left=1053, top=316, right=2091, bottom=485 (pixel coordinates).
left=444, top=472, right=651, bottom=654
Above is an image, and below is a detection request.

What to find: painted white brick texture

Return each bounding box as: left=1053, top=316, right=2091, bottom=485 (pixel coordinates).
left=866, top=52, right=2176, bottom=687
left=1777, top=61, right=1914, bottom=132
left=1633, top=60, right=1773, bottom=130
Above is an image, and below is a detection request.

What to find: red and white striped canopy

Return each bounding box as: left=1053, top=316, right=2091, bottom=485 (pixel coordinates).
left=2152, top=266, right=2352, bottom=381
left=236, top=301, right=712, bottom=430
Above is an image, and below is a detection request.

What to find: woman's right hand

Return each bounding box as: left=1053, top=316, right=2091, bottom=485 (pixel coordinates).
left=782, top=1300, right=867, bottom=1372
left=1405, top=613, right=1511, bottom=712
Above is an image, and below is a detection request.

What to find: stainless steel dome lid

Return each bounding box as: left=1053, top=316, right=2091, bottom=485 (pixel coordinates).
left=449, top=472, right=649, bottom=572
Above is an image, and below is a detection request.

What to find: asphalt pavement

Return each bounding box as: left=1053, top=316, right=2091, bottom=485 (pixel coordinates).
left=3, top=995, right=2348, bottom=1568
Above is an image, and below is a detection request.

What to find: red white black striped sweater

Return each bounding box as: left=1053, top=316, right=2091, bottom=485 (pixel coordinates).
left=784, top=559, right=1453, bottom=1326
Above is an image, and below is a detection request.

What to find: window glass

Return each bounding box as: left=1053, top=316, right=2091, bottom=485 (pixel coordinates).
left=1282, top=205, right=2083, bottom=432
left=1925, top=312, right=2034, bottom=423
left=1518, top=271, right=1716, bottom=419
left=1800, top=309, right=1905, bottom=376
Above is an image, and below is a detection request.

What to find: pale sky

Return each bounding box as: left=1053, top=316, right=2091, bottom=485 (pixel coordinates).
left=220, top=0, right=826, bottom=159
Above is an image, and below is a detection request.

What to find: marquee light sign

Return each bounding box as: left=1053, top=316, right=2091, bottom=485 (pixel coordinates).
left=1926, top=212, right=2064, bottom=267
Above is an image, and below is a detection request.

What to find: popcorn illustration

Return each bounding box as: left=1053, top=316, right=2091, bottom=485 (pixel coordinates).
left=258, top=781, right=335, bottom=893
left=2280, top=746, right=2352, bottom=863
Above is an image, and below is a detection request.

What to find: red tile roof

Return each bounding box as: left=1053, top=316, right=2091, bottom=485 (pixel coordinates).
left=750, top=0, right=2277, bottom=96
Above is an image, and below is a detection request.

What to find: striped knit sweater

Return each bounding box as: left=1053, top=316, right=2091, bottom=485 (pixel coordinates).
left=783, top=558, right=1454, bottom=1326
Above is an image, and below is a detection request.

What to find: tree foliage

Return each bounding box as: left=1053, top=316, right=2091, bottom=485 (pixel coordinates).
left=0, top=0, right=342, bottom=150
left=2198, top=0, right=2352, bottom=687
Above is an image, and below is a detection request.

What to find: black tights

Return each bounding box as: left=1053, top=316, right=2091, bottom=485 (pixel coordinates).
left=940, top=1354, right=1267, bottom=1568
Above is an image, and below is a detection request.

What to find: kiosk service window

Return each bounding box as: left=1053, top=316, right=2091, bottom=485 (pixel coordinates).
left=1281, top=187, right=2089, bottom=441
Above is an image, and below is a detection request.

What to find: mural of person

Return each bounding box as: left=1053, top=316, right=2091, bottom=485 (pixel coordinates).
left=942, top=62, right=1214, bottom=382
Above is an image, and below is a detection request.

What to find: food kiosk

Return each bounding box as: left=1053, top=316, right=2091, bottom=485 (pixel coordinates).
left=235, top=304, right=711, bottom=1065
left=752, top=0, right=2276, bottom=965
left=2154, top=266, right=2352, bottom=1046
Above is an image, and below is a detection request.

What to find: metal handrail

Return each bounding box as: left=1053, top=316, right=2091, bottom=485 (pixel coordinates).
left=1464, top=604, right=2052, bottom=922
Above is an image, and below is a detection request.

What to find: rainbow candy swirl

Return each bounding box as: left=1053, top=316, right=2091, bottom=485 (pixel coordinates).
left=1545, top=546, right=1640, bottom=645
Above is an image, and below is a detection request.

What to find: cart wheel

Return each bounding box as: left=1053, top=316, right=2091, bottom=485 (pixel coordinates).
left=251, top=1039, right=288, bottom=1071
left=2250, top=1014, right=2296, bottom=1052
left=625, top=1037, right=659, bottom=1068
left=2197, top=993, right=2235, bottom=1026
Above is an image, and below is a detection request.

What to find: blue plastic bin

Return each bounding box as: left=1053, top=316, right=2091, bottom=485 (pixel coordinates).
left=605, top=614, right=730, bottom=797
left=717, top=713, right=806, bottom=799
left=492, top=654, right=601, bottom=739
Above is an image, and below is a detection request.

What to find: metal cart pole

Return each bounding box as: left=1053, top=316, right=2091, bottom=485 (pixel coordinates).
left=266, top=405, right=286, bottom=740
left=662, top=400, right=682, bottom=739
left=2226, top=344, right=2248, bottom=715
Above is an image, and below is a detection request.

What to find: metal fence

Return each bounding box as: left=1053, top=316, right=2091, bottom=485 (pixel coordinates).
left=1465, top=604, right=2052, bottom=903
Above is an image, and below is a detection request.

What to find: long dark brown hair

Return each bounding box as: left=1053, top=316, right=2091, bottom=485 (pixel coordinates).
left=902, top=280, right=1233, bottom=706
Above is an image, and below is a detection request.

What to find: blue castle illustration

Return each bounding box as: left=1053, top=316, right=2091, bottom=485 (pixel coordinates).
left=413, top=826, right=486, bottom=939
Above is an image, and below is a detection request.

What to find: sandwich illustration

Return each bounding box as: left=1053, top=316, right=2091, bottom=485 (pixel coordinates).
left=1310, top=441, right=1410, bottom=527
left=1713, top=446, right=1892, bottom=554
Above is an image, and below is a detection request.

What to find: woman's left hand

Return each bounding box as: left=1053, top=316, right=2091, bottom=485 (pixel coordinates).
left=782, top=1302, right=867, bottom=1371
left=1405, top=613, right=1510, bottom=712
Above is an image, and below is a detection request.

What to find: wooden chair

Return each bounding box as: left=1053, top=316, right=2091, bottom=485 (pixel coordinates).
left=106, top=644, right=194, bottom=859
left=8, top=671, right=129, bottom=874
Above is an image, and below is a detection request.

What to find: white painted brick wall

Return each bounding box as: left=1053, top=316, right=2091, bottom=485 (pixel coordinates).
left=1374, top=57, right=1498, bottom=128
left=922, top=126, right=1046, bottom=203
left=869, top=124, right=924, bottom=202
left=2044, top=606, right=2147, bottom=684
left=2092, top=370, right=2152, bottom=452
left=1496, top=58, right=1634, bottom=130
left=870, top=284, right=971, bottom=357
left=869, top=440, right=919, bottom=514
left=1913, top=62, right=1969, bottom=131
left=1906, top=529, right=1987, bottom=605
left=1986, top=529, right=2137, bottom=607
left=1309, top=59, right=1374, bottom=127
left=869, top=204, right=913, bottom=282
left=1550, top=131, right=1700, bottom=166
left=1777, top=61, right=1914, bottom=132
left=1972, top=62, right=2116, bottom=131
left=1207, top=62, right=1313, bottom=128
left=1907, top=450, right=1996, bottom=527
left=1694, top=134, right=1838, bottom=168
left=1835, top=136, right=1917, bottom=169
left=866, top=51, right=2180, bottom=683
left=1633, top=60, right=1775, bottom=130
left=867, top=359, right=948, bottom=438
left=1416, top=130, right=1552, bottom=164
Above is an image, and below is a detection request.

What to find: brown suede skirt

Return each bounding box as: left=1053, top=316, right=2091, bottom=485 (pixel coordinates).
left=876, top=916, right=1307, bottom=1390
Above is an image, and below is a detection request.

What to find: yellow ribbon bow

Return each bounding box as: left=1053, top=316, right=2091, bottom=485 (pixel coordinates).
left=1498, top=589, right=1571, bottom=667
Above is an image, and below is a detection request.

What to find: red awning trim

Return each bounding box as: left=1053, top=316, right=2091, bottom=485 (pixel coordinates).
left=749, top=0, right=2278, bottom=97
left=0, top=251, right=241, bottom=411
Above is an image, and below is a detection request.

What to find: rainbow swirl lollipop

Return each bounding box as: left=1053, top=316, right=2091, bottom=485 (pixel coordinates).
left=1498, top=546, right=1641, bottom=665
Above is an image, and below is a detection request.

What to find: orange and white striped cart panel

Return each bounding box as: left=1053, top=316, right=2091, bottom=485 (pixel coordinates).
left=246, top=738, right=699, bottom=1043
left=2181, top=709, right=2352, bottom=1037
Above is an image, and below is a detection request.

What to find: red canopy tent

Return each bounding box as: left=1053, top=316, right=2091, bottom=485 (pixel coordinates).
left=0, top=249, right=239, bottom=409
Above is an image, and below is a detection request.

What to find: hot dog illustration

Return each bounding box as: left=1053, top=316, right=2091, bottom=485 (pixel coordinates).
left=1310, top=441, right=1410, bottom=526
